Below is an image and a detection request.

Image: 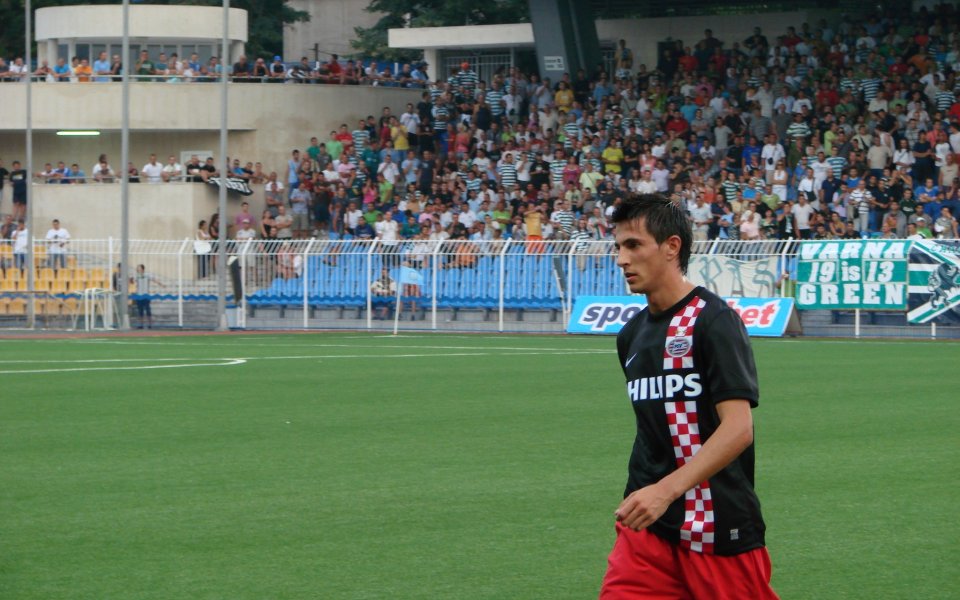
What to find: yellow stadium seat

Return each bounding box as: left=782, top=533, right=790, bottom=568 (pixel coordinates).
left=36, top=299, right=61, bottom=316
left=0, top=280, right=20, bottom=292
left=6, top=268, right=22, bottom=281
left=67, top=256, right=77, bottom=268
left=7, top=298, right=25, bottom=315
left=89, top=267, right=106, bottom=282
left=38, top=267, right=55, bottom=281
left=0, top=245, right=12, bottom=259
left=73, top=268, right=88, bottom=282
left=62, top=297, right=79, bottom=315
left=49, top=280, right=68, bottom=294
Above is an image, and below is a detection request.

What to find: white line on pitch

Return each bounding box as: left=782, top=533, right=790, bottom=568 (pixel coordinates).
left=71, top=340, right=610, bottom=353
left=0, top=358, right=247, bottom=375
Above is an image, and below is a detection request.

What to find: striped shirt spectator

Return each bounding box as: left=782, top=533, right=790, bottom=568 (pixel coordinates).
left=351, top=128, right=370, bottom=153
left=786, top=118, right=812, bottom=142
left=550, top=158, right=567, bottom=186
left=859, top=77, right=881, bottom=102
left=826, top=155, right=847, bottom=179
left=486, top=88, right=505, bottom=117
left=839, top=76, right=859, bottom=96
left=563, top=121, right=581, bottom=149
left=456, top=66, right=479, bottom=97
left=497, top=160, right=518, bottom=188
left=935, top=88, right=955, bottom=113
left=433, top=104, right=450, bottom=132
left=721, top=179, right=740, bottom=203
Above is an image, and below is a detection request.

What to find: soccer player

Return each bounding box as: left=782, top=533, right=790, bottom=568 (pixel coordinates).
left=599, top=194, right=778, bottom=599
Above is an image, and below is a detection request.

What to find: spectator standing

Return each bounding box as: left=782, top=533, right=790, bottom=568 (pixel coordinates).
left=12, top=220, right=28, bottom=271
left=141, top=154, right=164, bottom=183
left=131, top=264, right=164, bottom=329
left=45, top=219, right=70, bottom=270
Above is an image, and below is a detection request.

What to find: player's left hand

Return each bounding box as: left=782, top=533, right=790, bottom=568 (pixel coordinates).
left=615, top=483, right=674, bottom=531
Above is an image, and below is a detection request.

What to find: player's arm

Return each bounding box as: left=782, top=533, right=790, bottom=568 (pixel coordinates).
left=615, top=399, right=753, bottom=531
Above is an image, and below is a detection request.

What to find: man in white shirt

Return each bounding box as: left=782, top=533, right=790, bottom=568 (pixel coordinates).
left=161, top=155, right=183, bottom=182
left=796, top=167, right=819, bottom=210
left=141, top=154, right=164, bottom=183
left=635, top=169, right=658, bottom=194
left=790, top=195, right=815, bottom=239
left=45, top=219, right=71, bottom=270
left=12, top=220, right=29, bottom=271
left=760, top=134, right=785, bottom=181
left=343, top=201, right=363, bottom=235
left=688, top=196, right=713, bottom=241
left=377, top=154, right=400, bottom=185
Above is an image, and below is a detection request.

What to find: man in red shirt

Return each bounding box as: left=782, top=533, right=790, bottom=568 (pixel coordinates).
left=677, top=47, right=698, bottom=73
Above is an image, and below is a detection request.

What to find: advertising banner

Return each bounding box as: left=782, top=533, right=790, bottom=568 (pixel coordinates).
left=567, top=295, right=797, bottom=337
left=906, top=240, right=960, bottom=324
left=687, top=255, right=782, bottom=298
left=795, top=240, right=909, bottom=309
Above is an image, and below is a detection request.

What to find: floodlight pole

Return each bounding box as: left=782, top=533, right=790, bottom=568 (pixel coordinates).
left=25, top=0, right=35, bottom=329
left=119, top=0, right=131, bottom=330
left=216, top=0, right=230, bottom=331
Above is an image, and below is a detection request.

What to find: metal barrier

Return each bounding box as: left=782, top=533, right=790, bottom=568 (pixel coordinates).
left=0, top=238, right=798, bottom=331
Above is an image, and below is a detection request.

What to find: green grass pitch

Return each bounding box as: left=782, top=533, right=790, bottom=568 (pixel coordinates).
left=0, top=333, right=955, bottom=599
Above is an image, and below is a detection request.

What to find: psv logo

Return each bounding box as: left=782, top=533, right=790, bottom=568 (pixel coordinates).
left=666, top=336, right=692, bottom=357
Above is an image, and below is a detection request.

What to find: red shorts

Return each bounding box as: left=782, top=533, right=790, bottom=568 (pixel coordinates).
left=599, top=523, right=778, bottom=600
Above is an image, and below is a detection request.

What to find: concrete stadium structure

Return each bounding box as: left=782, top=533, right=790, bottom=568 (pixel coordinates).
left=1, top=4, right=420, bottom=239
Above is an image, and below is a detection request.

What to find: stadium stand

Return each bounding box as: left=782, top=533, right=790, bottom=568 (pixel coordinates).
left=3, top=4, right=960, bottom=321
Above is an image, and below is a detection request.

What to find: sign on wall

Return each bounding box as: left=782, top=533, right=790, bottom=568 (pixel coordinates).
left=795, top=240, right=909, bottom=310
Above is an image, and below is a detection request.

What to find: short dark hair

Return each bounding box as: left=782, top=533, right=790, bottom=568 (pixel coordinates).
left=611, top=193, right=692, bottom=274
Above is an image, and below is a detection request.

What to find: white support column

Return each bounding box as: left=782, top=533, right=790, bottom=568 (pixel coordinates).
left=302, top=238, right=315, bottom=330
left=177, top=237, right=189, bottom=328
left=498, top=240, right=510, bottom=333
left=430, top=241, right=440, bottom=330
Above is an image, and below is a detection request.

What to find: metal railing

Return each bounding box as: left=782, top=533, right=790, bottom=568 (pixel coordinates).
left=0, top=238, right=798, bottom=330
left=0, top=71, right=429, bottom=87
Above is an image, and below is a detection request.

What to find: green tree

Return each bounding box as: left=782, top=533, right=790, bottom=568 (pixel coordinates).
left=352, top=0, right=530, bottom=62
left=0, top=0, right=308, bottom=61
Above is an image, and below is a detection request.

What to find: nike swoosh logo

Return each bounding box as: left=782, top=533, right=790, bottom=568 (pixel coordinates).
left=624, top=353, right=638, bottom=368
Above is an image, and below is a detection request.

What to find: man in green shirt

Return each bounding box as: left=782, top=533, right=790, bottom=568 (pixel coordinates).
left=135, top=50, right=155, bottom=81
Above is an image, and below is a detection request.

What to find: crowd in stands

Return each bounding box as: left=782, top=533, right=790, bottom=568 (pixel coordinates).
left=7, top=4, right=960, bottom=249
left=0, top=49, right=430, bottom=87
left=223, top=5, right=960, bottom=245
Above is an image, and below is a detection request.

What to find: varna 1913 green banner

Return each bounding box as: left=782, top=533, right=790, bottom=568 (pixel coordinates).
left=795, top=240, right=910, bottom=309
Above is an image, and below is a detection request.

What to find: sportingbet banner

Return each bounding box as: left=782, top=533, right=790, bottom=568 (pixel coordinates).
left=795, top=240, right=909, bottom=309
left=567, top=295, right=796, bottom=337
left=906, top=240, right=960, bottom=324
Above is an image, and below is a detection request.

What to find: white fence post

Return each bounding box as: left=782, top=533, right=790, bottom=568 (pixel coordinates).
left=302, top=238, right=316, bottom=330
left=177, top=237, right=189, bottom=328
left=431, top=241, right=440, bottom=330
left=366, top=240, right=378, bottom=329
left=498, top=240, right=511, bottom=333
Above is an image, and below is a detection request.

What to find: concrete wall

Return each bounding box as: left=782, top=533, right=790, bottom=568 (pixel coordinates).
left=283, top=0, right=382, bottom=60
left=390, top=12, right=819, bottom=70
left=36, top=5, right=248, bottom=45
left=27, top=182, right=219, bottom=240
left=596, top=12, right=812, bottom=70
left=0, top=82, right=421, bottom=179
left=0, top=83, right=421, bottom=237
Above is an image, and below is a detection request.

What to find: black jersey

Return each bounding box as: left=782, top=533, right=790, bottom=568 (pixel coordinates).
left=616, top=286, right=766, bottom=556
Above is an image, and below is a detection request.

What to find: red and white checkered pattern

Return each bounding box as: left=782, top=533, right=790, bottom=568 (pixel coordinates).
left=662, top=297, right=706, bottom=370
left=665, top=400, right=715, bottom=554
left=663, top=401, right=714, bottom=554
